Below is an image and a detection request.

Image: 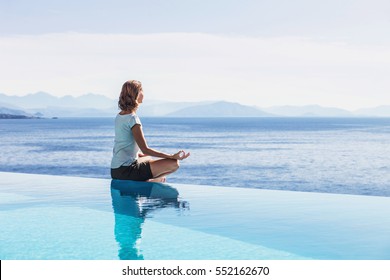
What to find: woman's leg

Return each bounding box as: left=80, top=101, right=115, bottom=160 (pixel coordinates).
left=149, top=158, right=179, bottom=180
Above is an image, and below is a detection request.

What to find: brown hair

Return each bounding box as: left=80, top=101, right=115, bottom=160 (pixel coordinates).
left=118, top=80, right=142, bottom=112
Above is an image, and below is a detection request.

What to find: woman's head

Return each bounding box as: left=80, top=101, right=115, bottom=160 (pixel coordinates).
left=118, top=80, right=143, bottom=112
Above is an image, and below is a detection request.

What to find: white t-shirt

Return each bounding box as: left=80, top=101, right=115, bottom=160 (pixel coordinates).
left=111, top=113, right=142, bottom=168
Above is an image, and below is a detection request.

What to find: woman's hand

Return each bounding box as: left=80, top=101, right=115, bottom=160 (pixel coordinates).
left=171, top=150, right=190, bottom=160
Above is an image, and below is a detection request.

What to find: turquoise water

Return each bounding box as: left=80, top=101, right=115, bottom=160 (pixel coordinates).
left=1, top=172, right=389, bottom=260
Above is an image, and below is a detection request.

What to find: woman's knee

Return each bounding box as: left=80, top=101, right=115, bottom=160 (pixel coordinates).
left=150, top=159, right=179, bottom=177
left=170, top=159, right=179, bottom=171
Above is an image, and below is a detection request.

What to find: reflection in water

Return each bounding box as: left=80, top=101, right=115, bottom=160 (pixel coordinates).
left=110, top=179, right=188, bottom=260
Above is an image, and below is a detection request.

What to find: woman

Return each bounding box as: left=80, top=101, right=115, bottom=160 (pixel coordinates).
left=111, top=80, right=190, bottom=182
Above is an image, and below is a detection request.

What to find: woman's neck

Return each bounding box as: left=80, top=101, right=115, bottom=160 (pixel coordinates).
left=119, top=110, right=135, bottom=115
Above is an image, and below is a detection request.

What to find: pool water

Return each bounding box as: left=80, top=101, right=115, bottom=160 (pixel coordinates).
left=1, top=172, right=389, bottom=260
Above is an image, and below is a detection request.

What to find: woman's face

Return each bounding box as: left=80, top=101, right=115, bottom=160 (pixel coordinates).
left=137, top=89, right=144, bottom=104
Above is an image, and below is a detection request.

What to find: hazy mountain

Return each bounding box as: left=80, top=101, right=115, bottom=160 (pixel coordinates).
left=0, top=92, right=57, bottom=108
left=0, top=106, right=44, bottom=119
left=137, top=101, right=215, bottom=117
left=261, top=105, right=353, bottom=117
left=0, top=92, right=118, bottom=117
left=1, top=92, right=389, bottom=117
left=354, top=106, right=390, bottom=117
left=0, top=100, right=22, bottom=109
left=0, top=107, right=31, bottom=116
left=0, top=92, right=116, bottom=109
left=166, top=101, right=274, bottom=117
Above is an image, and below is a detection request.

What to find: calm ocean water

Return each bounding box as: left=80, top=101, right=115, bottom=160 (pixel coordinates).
left=0, top=117, right=389, bottom=196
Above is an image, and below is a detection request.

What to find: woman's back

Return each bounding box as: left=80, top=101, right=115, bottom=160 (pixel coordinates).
left=111, top=113, right=141, bottom=169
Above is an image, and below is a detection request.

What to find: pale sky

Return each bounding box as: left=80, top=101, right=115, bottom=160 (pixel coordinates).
left=1, top=0, right=390, bottom=109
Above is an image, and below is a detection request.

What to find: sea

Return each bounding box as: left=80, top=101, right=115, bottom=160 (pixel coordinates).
left=0, top=117, right=389, bottom=197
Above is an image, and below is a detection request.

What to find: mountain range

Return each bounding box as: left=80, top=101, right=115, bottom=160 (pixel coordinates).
left=0, top=92, right=389, bottom=118
left=0, top=92, right=117, bottom=118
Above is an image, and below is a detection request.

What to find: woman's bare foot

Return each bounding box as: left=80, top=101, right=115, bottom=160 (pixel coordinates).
left=147, top=177, right=166, bottom=183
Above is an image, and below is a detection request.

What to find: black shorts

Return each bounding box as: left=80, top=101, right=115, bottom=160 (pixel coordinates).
left=111, top=160, right=153, bottom=181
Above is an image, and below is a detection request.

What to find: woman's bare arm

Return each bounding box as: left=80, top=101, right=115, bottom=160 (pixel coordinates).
left=132, top=124, right=190, bottom=160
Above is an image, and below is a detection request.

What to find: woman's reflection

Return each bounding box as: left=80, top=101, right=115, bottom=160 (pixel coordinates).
left=110, top=179, right=187, bottom=260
